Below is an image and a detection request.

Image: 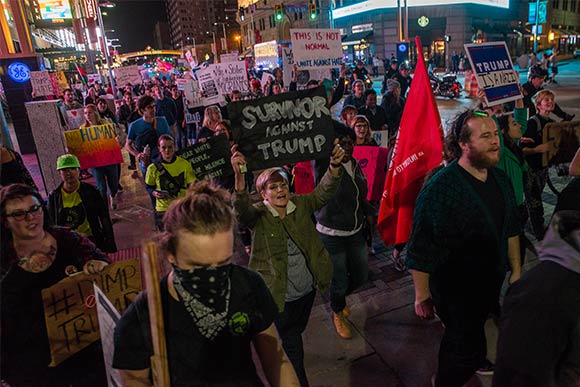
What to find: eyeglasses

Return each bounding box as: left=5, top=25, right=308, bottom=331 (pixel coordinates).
left=4, top=204, right=43, bottom=221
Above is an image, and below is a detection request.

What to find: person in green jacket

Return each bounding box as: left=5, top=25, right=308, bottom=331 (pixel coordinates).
left=231, top=142, right=345, bottom=387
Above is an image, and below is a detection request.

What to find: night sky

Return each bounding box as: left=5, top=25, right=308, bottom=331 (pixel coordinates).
left=102, top=0, right=166, bottom=53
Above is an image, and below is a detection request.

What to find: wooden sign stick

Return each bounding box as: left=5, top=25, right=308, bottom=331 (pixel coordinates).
left=142, top=242, right=171, bottom=387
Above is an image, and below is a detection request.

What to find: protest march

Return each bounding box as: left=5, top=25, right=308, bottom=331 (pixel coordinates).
left=1, top=15, right=579, bottom=387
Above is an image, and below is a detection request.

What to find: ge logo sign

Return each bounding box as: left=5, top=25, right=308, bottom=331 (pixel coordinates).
left=398, top=44, right=407, bottom=52
left=8, top=62, right=31, bottom=83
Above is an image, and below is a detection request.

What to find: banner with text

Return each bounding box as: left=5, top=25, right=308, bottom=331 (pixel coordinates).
left=291, top=29, right=343, bottom=70
left=42, top=259, right=141, bottom=366
left=220, top=52, right=239, bottom=63
left=114, top=65, right=143, bottom=87
left=50, top=71, right=69, bottom=96
left=206, top=62, right=250, bottom=94
left=177, top=134, right=233, bottom=179
left=64, top=123, right=123, bottom=168
left=464, top=42, right=521, bottom=107
left=227, top=86, right=335, bottom=170
left=197, top=67, right=226, bottom=106
left=353, top=146, right=389, bottom=201
left=254, top=40, right=279, bottom=69
left=31, top=71, right=55, bottom=97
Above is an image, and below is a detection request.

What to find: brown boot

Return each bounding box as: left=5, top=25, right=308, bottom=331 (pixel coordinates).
left=332, top=311, right=352, bottom=339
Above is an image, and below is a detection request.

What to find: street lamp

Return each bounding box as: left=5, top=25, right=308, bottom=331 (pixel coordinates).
left=235, top=35, right=242, bottom=53
left=214, top=22, right=227, bottom=52
left=96, top=0, right=117, bottom=96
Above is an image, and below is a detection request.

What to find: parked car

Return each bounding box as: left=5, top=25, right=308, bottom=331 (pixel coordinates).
left=574, top=48, right=580, bottom=58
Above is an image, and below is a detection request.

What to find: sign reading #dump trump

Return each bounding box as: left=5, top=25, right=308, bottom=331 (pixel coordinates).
left=464, top=41, right=522, bottom=107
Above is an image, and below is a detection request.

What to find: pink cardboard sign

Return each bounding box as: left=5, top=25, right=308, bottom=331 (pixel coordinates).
left=353, top=146, right=389, bottom=201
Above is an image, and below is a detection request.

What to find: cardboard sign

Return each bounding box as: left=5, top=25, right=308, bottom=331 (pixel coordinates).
left=94, top=284, right=122, bottom=387
left=227, top=86, right=335, bottom=170
left=114, top=65, right=143, bottom=87
left=293, top=161, right=315, bottom=194
left=197, top=67, right=226, bottom=106
left=542, top=121, right=580, bottom=167
left=291, top=29, right=343, bottom=70
left=282, top=47, right=294, bottom=88
left=42, top=259, right=142, bottom=366
left=185, top=50, right=197, bottom=69
left=353, top=146, right=389, bottom=201
left=372, top=130, right=390, bottom=148
left=30, top=71, right=55, bottom=97
left=181, top=78, right=204, bottom=109
left=65, top=108, right=85, bottom=130
left=51, top=71, right=69, bottom=96
left=87, top=73, right=102, bottom=85
left=177, top=134, right=233, bottom=179
left=254, top=40, right=278, bottom=68
left=220, top=52, right=239, bottom=63
left=64, top=123, right=124, bottom=168
left=464, top=42, right=521, bottom=107
left=205, top=62, right=249, bottom=94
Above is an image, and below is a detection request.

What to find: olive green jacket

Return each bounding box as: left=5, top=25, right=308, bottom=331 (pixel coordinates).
left=233, top=169, right=342, bottom=312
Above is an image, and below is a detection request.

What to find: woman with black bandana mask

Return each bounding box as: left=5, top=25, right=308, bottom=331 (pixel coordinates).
left=112, top=181, right=300, bottom=387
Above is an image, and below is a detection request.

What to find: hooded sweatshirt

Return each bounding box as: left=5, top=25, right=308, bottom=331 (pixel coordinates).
left=493, top=211, right=580, bottom=387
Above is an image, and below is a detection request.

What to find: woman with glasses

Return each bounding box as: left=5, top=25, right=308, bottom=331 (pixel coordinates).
left=0, top=183, right=109, bottom=386
left=113, top=181, right=299, bottom=386
left=81, top=103, right=122, bottom=209
left=351, top=115, right=378, bottom=146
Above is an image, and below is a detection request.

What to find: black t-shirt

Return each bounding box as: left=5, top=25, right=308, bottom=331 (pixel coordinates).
left=522, top=114, right=554, bottom=171
left=113, top=265, right=278, bottom=387
left=458, top=165, right=505, bottom=233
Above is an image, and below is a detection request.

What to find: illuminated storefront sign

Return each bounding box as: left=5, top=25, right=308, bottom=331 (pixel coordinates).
left=418, top=16, right=429, bottom=27
left=33, top=0, right=73, bottom=27
left=8, top=62, right=31, bottom=83
left=85, top=0, right=96, bottom=18
left=333, top=0, right=509, bottom=19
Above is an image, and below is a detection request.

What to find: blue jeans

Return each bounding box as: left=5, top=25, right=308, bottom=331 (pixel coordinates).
left=91, top=165, right=119, bottom=199
left=319, top=230, right=368, bottom=313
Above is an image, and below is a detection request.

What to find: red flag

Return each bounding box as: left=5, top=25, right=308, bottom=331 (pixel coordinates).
left=377, top=36, right=443, bottom=246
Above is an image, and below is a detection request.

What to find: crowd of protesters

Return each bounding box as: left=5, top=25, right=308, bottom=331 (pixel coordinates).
left=0, top=52, right=579, bottom=387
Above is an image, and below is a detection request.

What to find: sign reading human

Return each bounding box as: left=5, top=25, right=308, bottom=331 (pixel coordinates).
left=64, top=123, right=124, bottom=169
left=227, top=86, right=335, bottom=170
left=464, top=41, right=521, bottom=107
left=291, top=28, right=343, bottom=70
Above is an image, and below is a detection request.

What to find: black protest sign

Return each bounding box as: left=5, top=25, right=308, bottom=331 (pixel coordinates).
left=227, top=86, right=334, bottom=170
left=177, top=134, right=234, bottom=179
left=42, top=259, right=141, bottom=366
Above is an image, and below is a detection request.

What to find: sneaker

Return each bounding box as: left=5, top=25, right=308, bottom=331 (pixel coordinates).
left=342, top=305, right=351, bottom=318
left=476, top=359, right=495, bottom=376
left=332, top=311, right=352, bottom=339
left=128, top=164, right=137, bottom=170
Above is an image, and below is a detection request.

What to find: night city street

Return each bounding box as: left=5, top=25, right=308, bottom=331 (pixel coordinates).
left=1, top=1, right=580, bottom=386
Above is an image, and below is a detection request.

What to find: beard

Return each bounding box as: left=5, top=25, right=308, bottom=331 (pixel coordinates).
left=467, top=144, right=500, bottom=169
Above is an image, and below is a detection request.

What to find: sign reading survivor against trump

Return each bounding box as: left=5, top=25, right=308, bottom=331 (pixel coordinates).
left=464, top=41, right=521, bottom=106
left=227, top=86, right=334, bottom=170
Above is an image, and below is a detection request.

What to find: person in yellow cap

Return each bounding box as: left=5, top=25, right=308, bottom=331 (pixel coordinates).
left=48, top=154, right=117, bottom=253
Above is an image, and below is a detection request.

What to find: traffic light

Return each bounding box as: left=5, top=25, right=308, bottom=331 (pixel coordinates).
left=308, top=2, right=317, bottom=20
left=239, top=7, right=245, bottom=21
left=275, top=3, right=284, bottom=21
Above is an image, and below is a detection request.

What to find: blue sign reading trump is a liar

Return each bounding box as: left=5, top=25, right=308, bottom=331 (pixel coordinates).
left=464, top=42, right=521, bottom=107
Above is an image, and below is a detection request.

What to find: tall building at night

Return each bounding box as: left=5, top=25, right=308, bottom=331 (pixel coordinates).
left=165, top=0, right=240, bottom=51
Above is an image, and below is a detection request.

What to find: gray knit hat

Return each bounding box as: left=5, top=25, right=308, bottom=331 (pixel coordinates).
left=387, top=79, right=401, bottom=93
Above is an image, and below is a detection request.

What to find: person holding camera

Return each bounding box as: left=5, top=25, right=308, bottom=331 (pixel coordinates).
left=145, top=134, right=196, bottom=230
